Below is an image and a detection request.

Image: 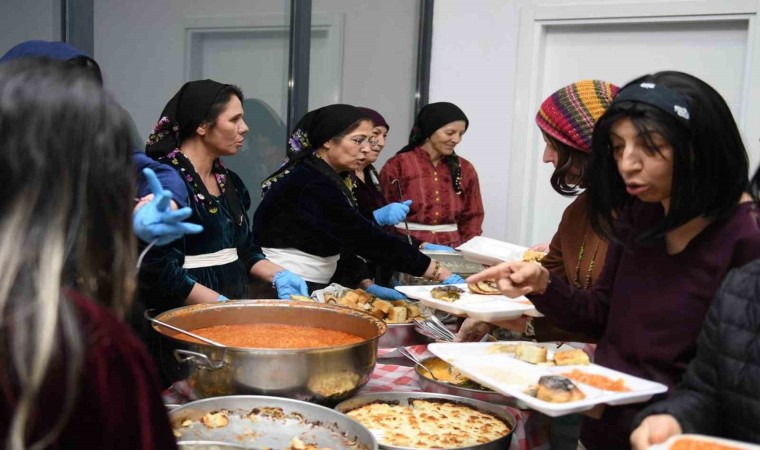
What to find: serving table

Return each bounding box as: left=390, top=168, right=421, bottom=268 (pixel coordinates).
left=163, top=344, right=552, bottom=450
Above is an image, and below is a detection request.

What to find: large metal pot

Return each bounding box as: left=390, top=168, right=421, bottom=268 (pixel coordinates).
left=392, top=250, right=484, bottom=286
left=150, top=300, right=386, bottom=405
left=335, top=392, right=516, bottom=450
left=171, top=395, right=377, bottom=450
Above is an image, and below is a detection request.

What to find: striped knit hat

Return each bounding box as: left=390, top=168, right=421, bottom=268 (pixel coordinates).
left=536, top=80, right=620, bottom=153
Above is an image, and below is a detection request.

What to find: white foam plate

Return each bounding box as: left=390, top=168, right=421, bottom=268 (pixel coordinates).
left=649, top=434, right=760, bottom=449
left=456, top=236, right=529, bottom=266
left=428, top=342, right=668, bottom=417
left=394, top=284, right=542, bottom=320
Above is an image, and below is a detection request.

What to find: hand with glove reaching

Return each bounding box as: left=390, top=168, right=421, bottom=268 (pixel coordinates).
left=365, top=283, right=407, bottom=300
left=442, top=274, right=466, bottom=284
left=421, top=243, right=457, bottom=252
left=273, top=270, right=309, bottom=299
left=373, top=200, right=412, bottom=226
left=133, top=168, right=203, bottom=245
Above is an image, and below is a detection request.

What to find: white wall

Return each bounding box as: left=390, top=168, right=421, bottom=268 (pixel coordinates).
left=430, top=0, right=522, bottom=241
left=0, top=0, right=60, bottom=56
left=431, top=0, right=760, bottom=245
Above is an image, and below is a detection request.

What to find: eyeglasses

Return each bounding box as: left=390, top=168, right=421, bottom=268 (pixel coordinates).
left=346, top=135, right=378, bottom=148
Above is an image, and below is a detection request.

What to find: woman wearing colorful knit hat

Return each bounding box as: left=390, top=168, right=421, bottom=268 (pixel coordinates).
left=534, top=79, right=620, bottom=292
left=458, top=80, right=619, bottom=343
left=456, top=81, right=619, bottom=449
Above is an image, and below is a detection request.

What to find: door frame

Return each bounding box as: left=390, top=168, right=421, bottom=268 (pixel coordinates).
left=505, top=0, right=760, bottom=244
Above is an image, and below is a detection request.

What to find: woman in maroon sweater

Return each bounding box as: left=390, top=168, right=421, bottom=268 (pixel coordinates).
left=0, top=60, right=176, bottom=448
left=468, top=71, right=760, bottom=450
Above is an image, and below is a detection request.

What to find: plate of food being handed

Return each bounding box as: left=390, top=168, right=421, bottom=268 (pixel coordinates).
left=428, top=341, right=668, bottom=417
left=394, top=282, right=543, bottom=321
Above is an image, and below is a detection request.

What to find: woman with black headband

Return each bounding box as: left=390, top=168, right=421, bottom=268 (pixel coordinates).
left=467, top=71, right=760, bottom=450
left=140, top=79, right=307, bottom=310
left=379, top=102, right=484, bottom=248
left=254, top=104, right=465, bottom=293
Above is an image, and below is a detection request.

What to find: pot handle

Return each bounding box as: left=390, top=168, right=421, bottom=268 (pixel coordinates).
left=174, top=349, right=225, bottom=370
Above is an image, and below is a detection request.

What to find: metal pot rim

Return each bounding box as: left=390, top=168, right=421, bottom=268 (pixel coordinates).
left=152, top=300, right=387, bottom=352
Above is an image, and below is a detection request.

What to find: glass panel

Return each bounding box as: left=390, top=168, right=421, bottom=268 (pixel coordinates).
left=310, top=0, right=420, bottom=167
left=94, top=0, right=291, bottom=217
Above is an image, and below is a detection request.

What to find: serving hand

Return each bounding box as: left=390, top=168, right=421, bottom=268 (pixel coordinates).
left=373, top=200, right=412, bottom=226
left=442, top=274, right=466, bottom=284
left=421, top=243, right=457, bottom=252
left=630, top=415, right=682, bottom=450
left=466, top=261, right=550, bottom=297
left=365, top=283, right=407, bottom=300
left=273, top=270, right=309, bottom=299
left=133, top=168, right=203, bottom=245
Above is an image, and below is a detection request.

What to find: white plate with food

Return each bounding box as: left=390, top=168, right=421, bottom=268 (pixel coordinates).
left=457, top=236, right=545, bottom=266
left=428, top=342, right=668, bottom=417
left=394, top=283, right=541, bottom=320
left=649, top=434, right=760, bottom=450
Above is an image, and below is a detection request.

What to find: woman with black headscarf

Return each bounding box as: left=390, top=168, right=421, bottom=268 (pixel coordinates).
left=380, top=102, right=484, bottom=248
left=140, top=79, right=307, bottom=311
left=254, top=104, right=465, bottom=292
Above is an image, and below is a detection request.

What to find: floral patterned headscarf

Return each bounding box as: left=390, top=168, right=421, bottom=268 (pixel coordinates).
left=398, top=102, right=469, bottom=195
left=261, top=104, right=368, bottom=200
left=145, top=80, right=245, bottom=223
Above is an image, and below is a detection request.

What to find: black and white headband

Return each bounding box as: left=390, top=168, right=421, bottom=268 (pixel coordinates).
left=612, top=82, right=691, bottom=128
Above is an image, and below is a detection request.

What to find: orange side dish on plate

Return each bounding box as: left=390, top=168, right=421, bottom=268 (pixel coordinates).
left=561, top=369, right=630, bottom=392
left=670, top=438, right=744, bottom=450
left=175, top=323, right=364, bottom=348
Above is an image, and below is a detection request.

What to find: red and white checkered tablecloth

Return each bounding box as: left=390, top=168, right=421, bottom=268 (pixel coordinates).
left=164, top=344, right=552, bottom=450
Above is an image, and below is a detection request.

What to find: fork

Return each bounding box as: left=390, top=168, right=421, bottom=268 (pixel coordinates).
left=414, top=317, right=454, bottom=342
left=427, top=314, right=457, bottom=341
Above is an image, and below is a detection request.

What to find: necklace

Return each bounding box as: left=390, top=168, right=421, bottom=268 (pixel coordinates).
left=572, top=233, right=601, bottom=290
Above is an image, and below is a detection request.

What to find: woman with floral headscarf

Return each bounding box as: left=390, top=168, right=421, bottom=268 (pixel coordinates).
left=254, top=104, right=465, bottom=292
left=379, top=102, right=484, bottom=248
left=140, top=80, right=307, bottom=311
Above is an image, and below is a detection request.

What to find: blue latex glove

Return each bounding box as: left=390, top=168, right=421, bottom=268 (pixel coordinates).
left=373, top=200, right=412, bottom=226
left=365, top=283, right=407, bottom=300
left=422, top=243, right=457, bottom=252
left=442, top=274, right=466, bottom=284
left=273, top=270, right=309, bottom=299
left=133, top=168, right=204, bottom=245
left=216, top=294, right=229, bottom=302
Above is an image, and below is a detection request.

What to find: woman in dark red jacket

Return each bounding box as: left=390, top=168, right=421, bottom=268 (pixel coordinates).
left=0, top=59, right=176, bottom=449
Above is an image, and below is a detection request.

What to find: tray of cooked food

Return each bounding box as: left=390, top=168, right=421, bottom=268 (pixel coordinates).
left=334, top=392, right=515, bottom=450
left=170, top=395, right=377, bottom=450
left=394, top=283, right=542, bottom=320
left=649, top=434, right=760, bottom=450
left=303, top=285, right=440, bottom=349
left=427, top=342, right=668, bottom=417
left=456, top=236, right=546, bottom=266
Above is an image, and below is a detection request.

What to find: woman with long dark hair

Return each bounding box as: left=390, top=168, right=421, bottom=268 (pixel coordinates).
left=468, top=71, right=760, bottom=449
left=0, top=59, right=176, bottom=449
left=140, top=80, right=307, bottom=310
left=255, top=104, right=464, bottom=293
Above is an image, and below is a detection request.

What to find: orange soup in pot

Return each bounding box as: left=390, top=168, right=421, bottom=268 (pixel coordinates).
left=176, top=323, right=364, bottom=349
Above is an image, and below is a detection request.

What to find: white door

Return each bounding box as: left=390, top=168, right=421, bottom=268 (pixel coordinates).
left=508, top=1, right=760, bottom=245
